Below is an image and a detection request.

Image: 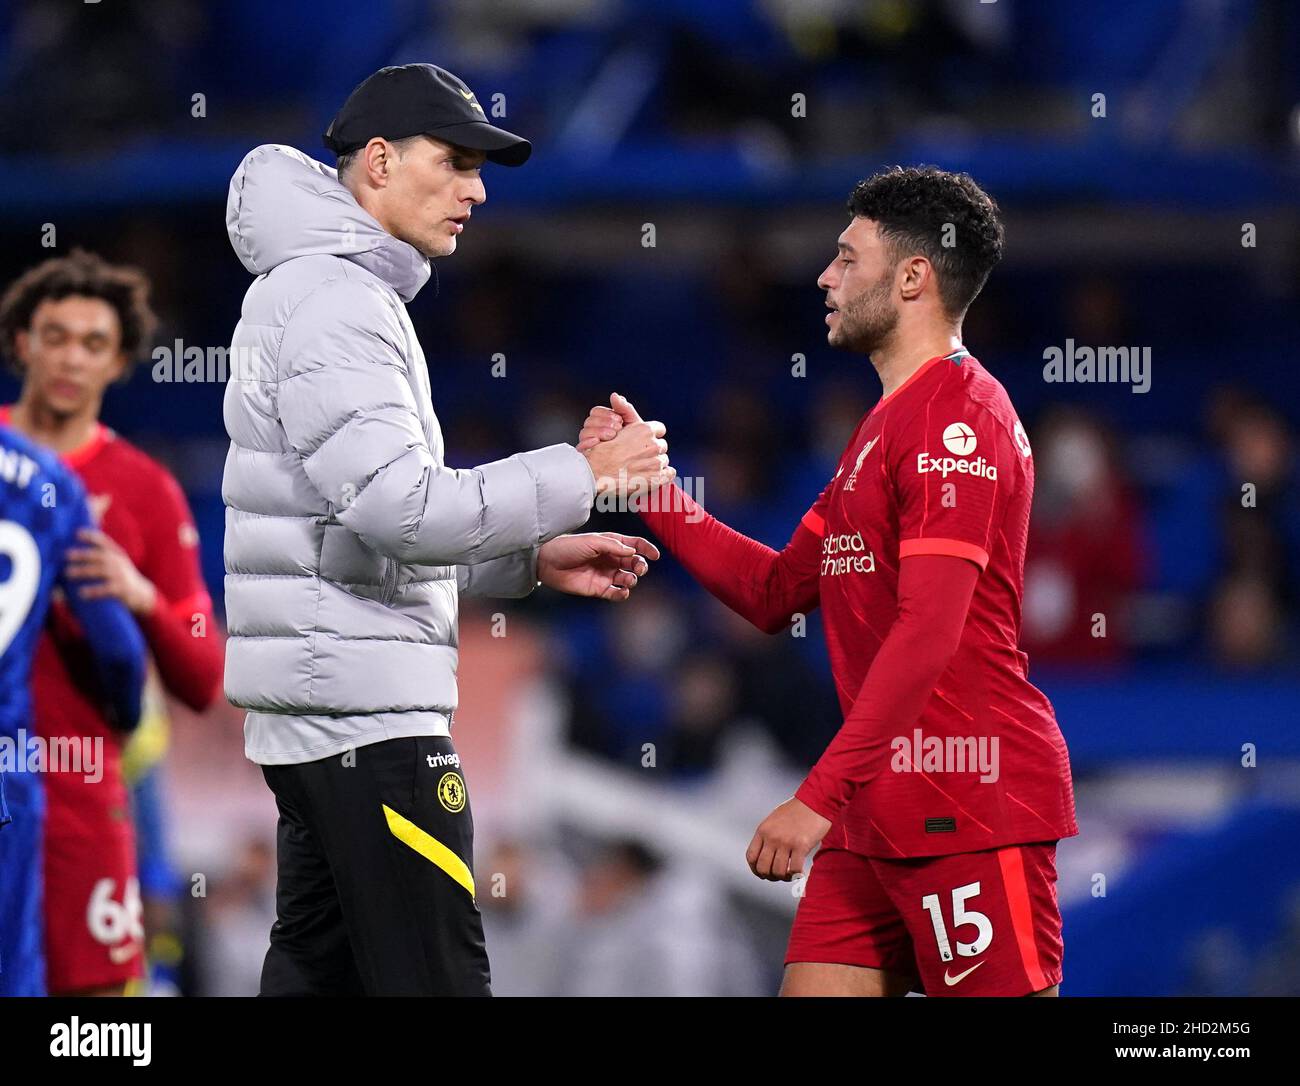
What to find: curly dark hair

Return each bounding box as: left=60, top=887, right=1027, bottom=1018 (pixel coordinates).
left=846, top=166, right=1004, bottom=319
left=0, top=248, right=158, bottom=375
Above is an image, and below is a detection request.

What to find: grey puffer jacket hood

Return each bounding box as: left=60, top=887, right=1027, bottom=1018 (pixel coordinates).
left=227, top=143, right=430, bottom=301
left=221, top=145, right=595, bottom=765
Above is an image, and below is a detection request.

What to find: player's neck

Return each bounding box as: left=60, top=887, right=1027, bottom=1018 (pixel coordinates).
left=870, top=331, right=965, bottom=399
left=9, top=395, right=102, bottom=456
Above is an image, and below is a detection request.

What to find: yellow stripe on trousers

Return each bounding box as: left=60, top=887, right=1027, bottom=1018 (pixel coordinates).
left=381, top=804, right=476, bottom=898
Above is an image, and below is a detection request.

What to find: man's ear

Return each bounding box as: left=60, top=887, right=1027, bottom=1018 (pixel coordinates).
left=898, top=255, right=931, bottom=303
left=362, top=138, right=392, bottom=186
left=109, top=351, right=128, bottom=384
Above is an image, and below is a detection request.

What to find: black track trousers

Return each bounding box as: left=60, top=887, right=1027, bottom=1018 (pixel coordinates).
left=258, top=735, right=491, bottom=996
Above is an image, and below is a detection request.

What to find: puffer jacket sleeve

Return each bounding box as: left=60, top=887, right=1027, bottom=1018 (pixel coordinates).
left=278, top=273, right=595, bottom=566
left=455, top=548, right=540, bottom=598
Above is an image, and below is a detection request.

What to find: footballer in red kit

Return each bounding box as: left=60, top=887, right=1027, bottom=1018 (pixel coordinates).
left=579, top=167, right=1078, bottom=997
left=0, top=251, right=224, bottom=995
left=793, top=347, right=1076, bottom=860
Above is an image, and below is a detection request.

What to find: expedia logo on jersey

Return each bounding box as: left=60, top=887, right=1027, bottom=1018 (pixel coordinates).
left=917, top=421, right=998, bottom=481
left=821, top=531, right=876, bottom=577
left=916, top=453, right=998, bottom=481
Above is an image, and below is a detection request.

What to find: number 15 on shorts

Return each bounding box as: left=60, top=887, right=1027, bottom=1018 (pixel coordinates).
left=921, top=881, right=993, bottom=962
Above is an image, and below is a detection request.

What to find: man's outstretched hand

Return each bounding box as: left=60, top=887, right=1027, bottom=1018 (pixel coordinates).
left=745, top=797, right=833, bottom=882
left=537, top=532, right=660, bottom=602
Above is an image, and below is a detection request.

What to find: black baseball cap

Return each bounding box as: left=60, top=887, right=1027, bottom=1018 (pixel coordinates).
left=323, top=63, right=531, bottom=167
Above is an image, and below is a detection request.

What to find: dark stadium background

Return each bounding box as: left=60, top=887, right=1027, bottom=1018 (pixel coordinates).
left=1, top=0, right=1298, bottom=995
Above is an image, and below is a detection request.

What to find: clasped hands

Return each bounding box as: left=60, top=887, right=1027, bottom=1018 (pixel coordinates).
left=577, top=392, right=674, bottom=499
left=535, top=393, right=671, bottom=603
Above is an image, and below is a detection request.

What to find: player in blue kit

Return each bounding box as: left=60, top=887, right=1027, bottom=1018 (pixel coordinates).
left=0, top=422, right=145, bottom=996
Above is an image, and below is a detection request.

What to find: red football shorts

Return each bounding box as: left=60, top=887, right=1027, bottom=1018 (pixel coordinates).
left=44, top=825, right=145, bottom=993
left=785, top=841, right=1063, bottom=996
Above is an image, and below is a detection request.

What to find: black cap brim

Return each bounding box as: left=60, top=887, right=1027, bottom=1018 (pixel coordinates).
left=427, top=120, right=532, bottom=166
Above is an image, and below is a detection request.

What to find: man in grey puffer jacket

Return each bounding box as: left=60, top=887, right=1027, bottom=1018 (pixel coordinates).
left=222, top=64, right=669, bottom=995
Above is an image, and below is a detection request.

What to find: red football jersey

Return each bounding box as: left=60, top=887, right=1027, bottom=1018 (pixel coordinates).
left=796, top=350, right=1078, bottom=859
left=0, top=409, right=220, bottom=837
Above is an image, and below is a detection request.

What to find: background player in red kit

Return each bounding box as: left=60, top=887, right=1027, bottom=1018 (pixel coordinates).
left=0, top=249, right=224, bottom=995
left=579, top=167, right=1078, bottom=997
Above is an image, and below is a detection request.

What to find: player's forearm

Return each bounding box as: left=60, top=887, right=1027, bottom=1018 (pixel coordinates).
left=139, top=597, right=225, bottom=711
left=796, top=618, right=954, bottom=820
left=455, top=547, right=540, bottom=598
left=339, top=444, right=594, bottom=567
left=796, top=554, right=977, bottom=820
left=101, top=653, right=146, bottom=733
left=638, top=484, right=817, bottom=634
left=76, top=598, right=148, bottom=732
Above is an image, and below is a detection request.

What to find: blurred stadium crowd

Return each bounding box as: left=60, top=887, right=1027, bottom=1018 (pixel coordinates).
left=1, top=0, right=1298, bottom=995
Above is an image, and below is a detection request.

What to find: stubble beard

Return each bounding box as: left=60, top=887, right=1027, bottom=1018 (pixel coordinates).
left=830, top=271, right=898, bottom=355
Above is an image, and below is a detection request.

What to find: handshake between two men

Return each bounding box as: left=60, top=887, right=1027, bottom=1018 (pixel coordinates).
left=539, top=395, right=831, bottom=887
left=534, top=393, right=675, bottom=604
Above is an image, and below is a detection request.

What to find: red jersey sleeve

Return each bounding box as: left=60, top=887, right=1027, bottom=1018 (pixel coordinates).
left=636, top=480, right=830, bottom=635
left=136, top=467, right=224, bottom=711
left=890, top=398, right=1019, bottom=571
left=795, top=553, right=979, bottom=822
